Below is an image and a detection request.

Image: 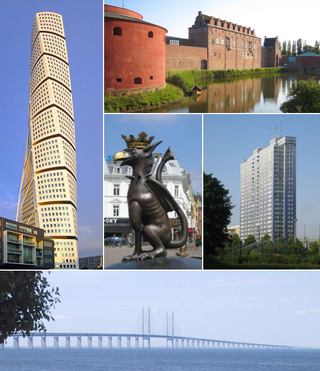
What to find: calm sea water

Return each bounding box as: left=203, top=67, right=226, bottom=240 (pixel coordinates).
left=1, top=348, right=320, bottom=371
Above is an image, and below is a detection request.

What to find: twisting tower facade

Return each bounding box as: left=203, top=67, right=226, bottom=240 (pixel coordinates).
left=17, top=12, right=78, bottom=269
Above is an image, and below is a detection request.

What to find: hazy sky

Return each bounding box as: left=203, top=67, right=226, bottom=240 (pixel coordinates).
left=31, top=270, right=320, bottom=348
left=104, top=0, right=320, bottom=46
left=0, top=1, right=103, bottom=257
left=204, top=114, right=320, bottom=238
left=104, top=114, right=203, bottom=194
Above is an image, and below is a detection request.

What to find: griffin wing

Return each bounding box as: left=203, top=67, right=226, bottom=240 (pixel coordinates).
left=144, top=178, right=179, bottom=213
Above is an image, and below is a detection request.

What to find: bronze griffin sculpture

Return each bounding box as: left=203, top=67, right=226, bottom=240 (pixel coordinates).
left=113, top=132, right=188, bottom=261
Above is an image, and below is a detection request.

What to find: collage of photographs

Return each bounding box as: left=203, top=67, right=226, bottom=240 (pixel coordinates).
left=1, top=0, right=320, bottom=370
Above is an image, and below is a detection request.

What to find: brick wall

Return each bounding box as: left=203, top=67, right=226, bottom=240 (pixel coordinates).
left=166, top=45, right=207, bottom=70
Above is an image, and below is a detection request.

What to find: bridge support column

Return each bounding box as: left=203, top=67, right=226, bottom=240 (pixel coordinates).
left=175, top=338, right=179, bottom=348
left=65, top=336, right=70, bottom=349
left=186, top=339, right=189, bottom=348
left=27, top=336, right=33, bottom=350
left=135, top=336, right=139, bottom=349
left=54, top=336, right=59, bottom=349
left=108, top=336, right=112, bottom=349
left=13, top=336, right=19, bottom=350
left=181, top=339, right=184, bottom=348
left=41, top=336, right=46, bottom=349
left=117, top=336, right=122, bottom=349
left=77, top=336, right=81, bottom=349
left=98, top=336, right=102, bottom=349
left=88, top=336, right=92, bottom=349
left=126, top=336, right=130, bottom=349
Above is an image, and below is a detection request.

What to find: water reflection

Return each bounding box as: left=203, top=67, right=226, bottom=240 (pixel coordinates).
left=165, top=74, right=320, bottom=113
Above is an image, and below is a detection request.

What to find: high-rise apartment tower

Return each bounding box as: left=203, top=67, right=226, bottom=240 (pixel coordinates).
left=240, top=135, right=296, bottom=242
left=17, top=12, right=78, bottom=269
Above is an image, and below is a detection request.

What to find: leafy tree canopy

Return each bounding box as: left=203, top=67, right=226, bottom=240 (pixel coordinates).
left=261, top=234, right=271, bottom=242
left=0, top=271, right=60, bottom=344
left=231, top=233, right=242, bottom=249
left=280, top=78, right=320, bottom=113
left=204, top=173, right=234, bottom=255
left=309, top=241, right=320, bottom=254
left=244, top=234, right=257, bottom=246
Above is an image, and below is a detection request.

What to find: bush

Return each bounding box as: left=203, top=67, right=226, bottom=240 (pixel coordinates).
left=280, top=78, right=320, bottom=113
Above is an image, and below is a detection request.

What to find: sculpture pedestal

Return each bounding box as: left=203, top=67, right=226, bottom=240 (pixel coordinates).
left=105, top=256, right=202, bottom=270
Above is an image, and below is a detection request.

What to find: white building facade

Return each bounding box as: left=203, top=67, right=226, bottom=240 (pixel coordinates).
left=17, top=12, right=78, bottom=269
left=240, top=135, right=296, bottom=242
left=104, top=154, right=195, bottom=241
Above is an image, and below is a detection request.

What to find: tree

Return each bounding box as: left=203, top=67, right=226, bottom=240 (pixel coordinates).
left=244, top=234, right=256, bottom=246
left=303, top=39, right=307, bottom=53
left=204, top=173, right=234, bottom=255
left=282, top=41, right=287, bottom=56
left=292, top=40, right=297, bottom=56
left=280, top=78, right=320, bottom=113
left=287, top=40, right=292, bottom=56
left=261, top=234, right=271, bottom=242
left=297, top=38, right=303, bottom=55
left=309, top=241, right=320, bottom=254
left=0, top=271, right=60, bottom=344
left=231, top=233, right=242, bottom=251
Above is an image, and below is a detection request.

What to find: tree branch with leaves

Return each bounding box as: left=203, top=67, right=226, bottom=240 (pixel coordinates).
left=0, top=271, right=60, bottom=344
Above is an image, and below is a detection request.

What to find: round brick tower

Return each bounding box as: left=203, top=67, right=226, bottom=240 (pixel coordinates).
left=104, top=5, right=167, bottom=95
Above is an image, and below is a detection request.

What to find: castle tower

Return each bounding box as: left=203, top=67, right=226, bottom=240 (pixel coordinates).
left=17, top=12, right=78, bottom=269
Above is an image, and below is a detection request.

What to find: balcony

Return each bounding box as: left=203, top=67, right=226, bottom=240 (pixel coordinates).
left=7, top=245, right=22, bottom=254
left=23, top=238, right=35, bottom=246
left=7, top=236, right=20, bottom=244
left=23, top=257, right=36, bottom=265
left=7, top=254, right=21, bottom=264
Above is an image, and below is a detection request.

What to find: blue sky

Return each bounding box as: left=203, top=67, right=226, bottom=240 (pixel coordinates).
left=105, top=0, right=320, bottom=46
left=104, top=114, right=203, bottom=194
left=0, top=1, right=103, bottom=257
left=204, top=114, right=320, bottom=237
left=32, top=270, right=320, bottom=348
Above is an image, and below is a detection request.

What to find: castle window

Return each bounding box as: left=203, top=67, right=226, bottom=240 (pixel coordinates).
left=134, top=77, right=142, bottom=85
left=148, top=31, right=153, bottom=38
left=116, top=78, right=122, bottom=83
left=113, top=27, right=122, bottom=36
left=150, top=76, right=153, bottom=80
left=216, top=38, right=219, bottom=44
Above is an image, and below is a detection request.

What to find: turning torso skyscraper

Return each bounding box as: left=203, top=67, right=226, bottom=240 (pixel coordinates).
left=17, top=12, right=78, bottom=269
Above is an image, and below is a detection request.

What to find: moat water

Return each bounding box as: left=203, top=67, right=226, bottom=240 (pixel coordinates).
left=156, top=73, right=320, bottom=113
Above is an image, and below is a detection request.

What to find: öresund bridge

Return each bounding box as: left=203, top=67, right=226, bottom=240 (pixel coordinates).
left=1, top=309, right=307, bottom=350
